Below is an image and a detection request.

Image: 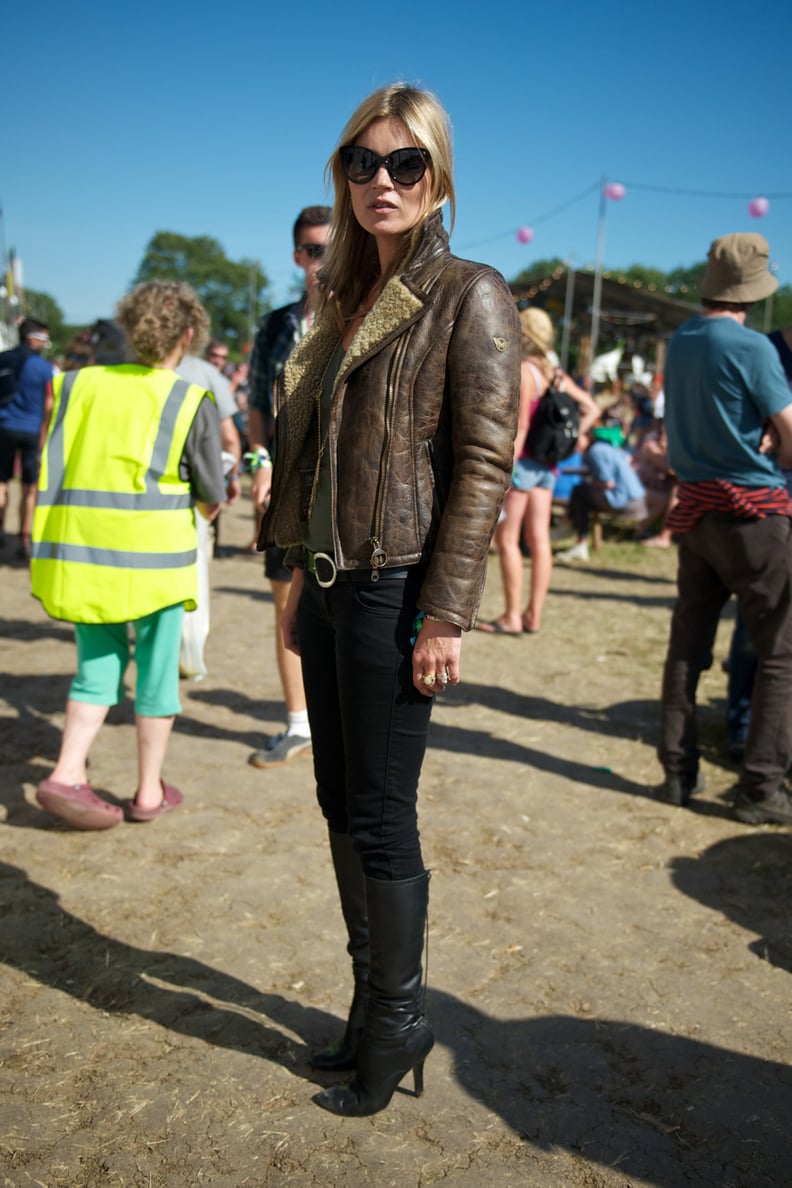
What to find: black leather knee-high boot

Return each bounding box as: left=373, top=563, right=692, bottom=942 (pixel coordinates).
left=310, top=831, right=369, bottom=1070
left=313, top=871, right=433, bottom=1116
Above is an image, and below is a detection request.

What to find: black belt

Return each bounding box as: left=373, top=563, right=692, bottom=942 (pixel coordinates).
left=304, top=548, right=412, bottom=588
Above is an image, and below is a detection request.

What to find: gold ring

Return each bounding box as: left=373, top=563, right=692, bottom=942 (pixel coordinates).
left=422, top=673, right=436, bottom=687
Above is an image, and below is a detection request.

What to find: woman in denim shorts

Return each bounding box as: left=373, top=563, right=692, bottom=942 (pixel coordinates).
left=479, top=307, right=598, bottom=634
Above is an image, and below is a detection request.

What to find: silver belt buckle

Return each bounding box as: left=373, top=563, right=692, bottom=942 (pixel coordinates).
left=312, top=551, right=337, bottom=588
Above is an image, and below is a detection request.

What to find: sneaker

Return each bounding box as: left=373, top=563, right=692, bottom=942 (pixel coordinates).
left=556, top=540, right=589, bottom=562
left=656, top=771, right=705, bottom=807
left=733, top=785, right=792, bottom=826
left=248, top=733, right=312, bottom=768
left=263, top=729, right=286, bottom=752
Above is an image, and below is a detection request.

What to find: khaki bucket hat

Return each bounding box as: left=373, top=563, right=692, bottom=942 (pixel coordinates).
left=699, top=232, right=778, bottom=303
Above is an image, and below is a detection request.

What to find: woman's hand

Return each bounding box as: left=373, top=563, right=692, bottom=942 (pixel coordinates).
left=281, top=568, right=304, bottom=656
left=413, top=616, right=462, bottom=697
left=251, top=465, right=272, bottom=511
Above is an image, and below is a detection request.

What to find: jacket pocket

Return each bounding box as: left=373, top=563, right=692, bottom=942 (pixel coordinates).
left=426, top=440, right=447, bottom=520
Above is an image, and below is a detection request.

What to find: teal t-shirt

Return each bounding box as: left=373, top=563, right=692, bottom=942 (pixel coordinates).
left=665, top=316, right=791, bottom=488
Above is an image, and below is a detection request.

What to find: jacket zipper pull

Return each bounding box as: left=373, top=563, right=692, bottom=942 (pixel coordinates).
left=369, top=536, right=388, bottom=583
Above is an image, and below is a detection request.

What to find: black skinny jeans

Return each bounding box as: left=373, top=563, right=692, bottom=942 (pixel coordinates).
left=659, top=512, right=792, bottom=801
left=297, top=565, right=433, bottom=880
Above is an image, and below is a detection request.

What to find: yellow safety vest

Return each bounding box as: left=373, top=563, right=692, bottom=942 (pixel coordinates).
left=31, top=364, right=209, bottom=624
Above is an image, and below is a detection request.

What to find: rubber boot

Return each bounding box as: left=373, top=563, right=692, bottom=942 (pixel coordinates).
left=314, top=871, right=433, bottom=1116
left=310, top=831, right=369, bottom=1070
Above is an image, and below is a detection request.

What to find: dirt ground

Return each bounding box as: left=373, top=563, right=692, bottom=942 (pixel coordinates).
left=1, top=489, right=791, bottom=1188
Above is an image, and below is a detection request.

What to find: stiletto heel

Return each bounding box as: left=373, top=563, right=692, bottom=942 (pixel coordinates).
left=413, top=1059, right=425, bottom=1096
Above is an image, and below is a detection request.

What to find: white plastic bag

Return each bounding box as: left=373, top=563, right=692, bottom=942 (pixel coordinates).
left=179, top=510, right=211, bottom=679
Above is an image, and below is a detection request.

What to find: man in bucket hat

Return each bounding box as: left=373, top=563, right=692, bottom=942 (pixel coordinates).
left=656, top=232, right=792, bottom=825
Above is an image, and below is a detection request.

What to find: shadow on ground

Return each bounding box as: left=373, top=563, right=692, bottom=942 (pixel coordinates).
left=671, top=832, right=792, bottom=974
left=0, top=861, right=337, bottom=1074
left=431, top=989, right=792, bottom=1186
left=3, top=857, right=787, bottom=1186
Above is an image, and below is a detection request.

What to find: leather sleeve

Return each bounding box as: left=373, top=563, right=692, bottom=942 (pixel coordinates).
left=419, top=271, right=521, bottom=629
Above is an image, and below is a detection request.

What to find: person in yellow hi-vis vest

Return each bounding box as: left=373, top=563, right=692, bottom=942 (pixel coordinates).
left=31, top=282, right=226, bottom=830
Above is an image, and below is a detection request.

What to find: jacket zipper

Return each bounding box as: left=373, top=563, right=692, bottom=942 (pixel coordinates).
left=368, top=344, right=407, bottom=579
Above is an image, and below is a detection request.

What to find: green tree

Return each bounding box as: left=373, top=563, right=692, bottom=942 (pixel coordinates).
left=510, top=256, right=568, bottom=287
left=768, top=285, right=792, bottom=331
left=620, top=264, right=668, bottom=290
left=21, top=289, right=73, bottom=355
left=132, top=232, right=270, bottom=351
left=22, top=288, right=64, bottom=335
left=663, top=261, right=707, bottom=303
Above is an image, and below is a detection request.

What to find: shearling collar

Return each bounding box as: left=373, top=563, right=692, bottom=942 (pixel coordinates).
left=282, top=212, right=449, bottom=405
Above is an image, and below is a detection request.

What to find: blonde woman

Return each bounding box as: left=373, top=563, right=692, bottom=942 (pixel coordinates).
left=31, top=282, right=225, bottom=830
left=479, top=307, right=598, bottom=634
left=260, top=83, right=520, bottom=1115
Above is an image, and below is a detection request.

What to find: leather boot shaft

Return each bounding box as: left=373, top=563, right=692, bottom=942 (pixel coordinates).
left=310, top=830, right=369, bottom=1071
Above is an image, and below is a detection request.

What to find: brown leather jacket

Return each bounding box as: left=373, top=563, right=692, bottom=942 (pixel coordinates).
left=259, top=214, right=520, bottom=630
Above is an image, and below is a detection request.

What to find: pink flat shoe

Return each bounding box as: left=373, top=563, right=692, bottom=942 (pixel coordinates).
left=126, top=780, right=184, bottom=822
left=36, top=779, right=123, bottom=831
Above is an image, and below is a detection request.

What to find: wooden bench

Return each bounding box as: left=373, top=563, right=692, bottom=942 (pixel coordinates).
left=590, top=508, right=644, bottom=551
left=552, top=497, right=644, bottom=552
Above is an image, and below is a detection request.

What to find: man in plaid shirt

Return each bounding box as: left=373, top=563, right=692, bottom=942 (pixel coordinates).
left=247, top=205, right=330, bottom=768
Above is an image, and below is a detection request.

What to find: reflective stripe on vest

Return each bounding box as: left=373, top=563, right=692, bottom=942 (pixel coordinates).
left=36, top=371, right=194, bottom=511
left=30, top=541, right=197, bottom=568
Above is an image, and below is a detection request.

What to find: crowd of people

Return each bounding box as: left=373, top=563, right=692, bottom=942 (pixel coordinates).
left=3, top=79, right=792, bottom=1120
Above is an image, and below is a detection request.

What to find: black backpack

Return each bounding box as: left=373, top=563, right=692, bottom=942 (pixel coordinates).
left=0, top=344, right=31, bottom=407
left=525, top=381, right=580, bottom=466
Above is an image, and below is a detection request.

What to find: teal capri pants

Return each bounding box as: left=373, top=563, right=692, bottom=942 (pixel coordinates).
left=70, top=604, right=185, bottom=717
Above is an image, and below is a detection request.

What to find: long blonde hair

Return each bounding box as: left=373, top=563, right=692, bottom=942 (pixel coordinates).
left=320, top=83, right=456, bottom=322
left=519, top=307, right=555, bottom=380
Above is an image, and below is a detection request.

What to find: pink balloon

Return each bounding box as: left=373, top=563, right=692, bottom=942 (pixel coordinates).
left=516, top=226, right=534, bottom=244
left=748, top=196, right=769, bottom=218
left=604, top=182, right=625, bottom=201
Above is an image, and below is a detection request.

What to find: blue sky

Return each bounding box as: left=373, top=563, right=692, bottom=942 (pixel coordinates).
left=4, top=0, right=791, bottom=328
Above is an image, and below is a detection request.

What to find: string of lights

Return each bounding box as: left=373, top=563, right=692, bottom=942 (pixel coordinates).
left=459, top=178, right=790, bottom=255
left=458, top=181, right=600, bottom=251
left=620, top=182, right=792, bottom=200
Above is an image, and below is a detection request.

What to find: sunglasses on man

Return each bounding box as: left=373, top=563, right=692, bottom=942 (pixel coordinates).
left=340, top=146, right=431, bottom=187
left=296, top=243, right=326, bottom=259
